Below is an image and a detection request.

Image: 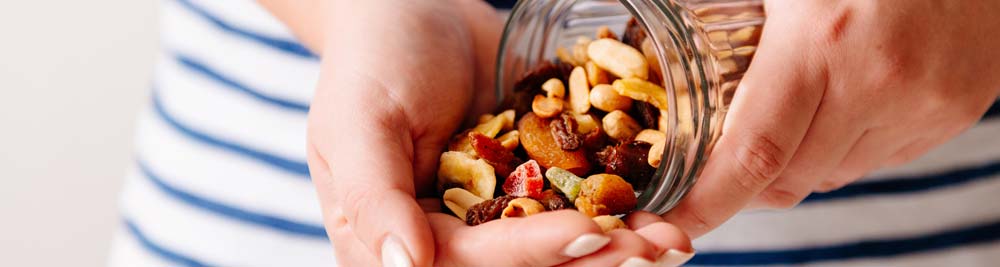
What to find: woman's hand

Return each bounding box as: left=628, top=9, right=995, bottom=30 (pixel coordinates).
left=664, top=0, right=1000, bottom=238
left=260, top=0, right=694, bottom=266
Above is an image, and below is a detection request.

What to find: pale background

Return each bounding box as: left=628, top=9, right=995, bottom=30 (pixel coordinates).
left=0, top=0, right=158, bottom=266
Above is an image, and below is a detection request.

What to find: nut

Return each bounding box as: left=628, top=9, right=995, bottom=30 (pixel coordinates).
left=477, top=114, right=494, bottom=125
left=587, top=38, right=648, bottom=80
left=641, top=39, right=662, bottom=81
left=437, top=151, right=496, bottom=200
left=497, top=130, right=520, bottom=151
left=596, top=26, right=618, bottom=40
left=585, top=61, right=610, bottom=86
left=443, top=188, right=486, bottom=220
left=557, top=47, right=577, bottom=66
left=450, top=110, right=516, bottom=153
left=531, top=95, right=565, bottom=119
left=590, top=84, right=633, bottom=112
left=612, top=78, right=669, bottom=110
left=592, top=215, right=627, bottom=233
left=635, top=130, right=667, bottom=167
left=574, top=113, right=600, bottom=135
left=541, top=78, right=566, bottom=99
left=501, top=198, right=546, bottom=218
left=648, top=138, right=665, bottom=167
left=573, top=37, right=592, bottom=66
left=575, top=174, right=637, bottom=217
left=602, top=110, right=642, bottom=141
left=568, top=66, right=591, bottom=114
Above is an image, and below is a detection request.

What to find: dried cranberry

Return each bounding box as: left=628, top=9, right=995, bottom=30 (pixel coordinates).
left=621, top=18, right=647, bottom=50
left=470, top=132, right=523, bottom=178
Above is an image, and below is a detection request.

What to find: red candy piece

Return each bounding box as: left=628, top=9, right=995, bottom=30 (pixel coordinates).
left=503, top=160, right=545, bottom=199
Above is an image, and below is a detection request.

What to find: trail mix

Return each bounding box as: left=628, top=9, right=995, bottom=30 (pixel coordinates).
left=437, top=17, right=759, bottom=230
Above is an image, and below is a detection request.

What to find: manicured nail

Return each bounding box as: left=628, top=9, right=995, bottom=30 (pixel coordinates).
left=657, top=249, right=695, bottom=267
left=619, top=257, right=656, bottom=267
left=562, top=233, right=612, bottom=257
left=381, top=236, right=413, bottom=267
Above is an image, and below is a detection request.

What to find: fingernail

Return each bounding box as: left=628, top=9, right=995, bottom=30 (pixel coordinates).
left=381, top=236, right=413, bottom=267
left=562, top=233, right=612, bottom=257
left=619, top=257, right=656, bottom=267
left=657, top=249, right=695, bottom=267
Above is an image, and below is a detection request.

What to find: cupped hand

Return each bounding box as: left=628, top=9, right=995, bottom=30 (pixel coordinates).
left=304, top=0, right=693, bottom=266
left=665, top=0, right=1000, bottom=238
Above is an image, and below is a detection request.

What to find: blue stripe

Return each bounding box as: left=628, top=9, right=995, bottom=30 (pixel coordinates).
left=803, top=160, right=1000, bottom=203
left=175, top=53, right=311, bottom=113
left=137, top=160, right=329, bottom=239
left=174, top=0, right=318, bottom=59
left=125, top=219, right=211, bottom=267
left=151, top=91, right=311, bottom=177
left=689, top=219, right=1000, bottom=265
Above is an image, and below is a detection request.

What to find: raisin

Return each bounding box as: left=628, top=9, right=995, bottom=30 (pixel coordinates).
left=621, top=18, right=646, bottom=50
left=631, top=100, right=659, bottom=129
left=537, top=189, right=574, bottom=211
left=466, top=195, right=516, bottom=226
left=597, top=141, right=655, bottom=189
left=470, top=132, right=523, bottom=178
left=550, top=113, right=583, bottom=151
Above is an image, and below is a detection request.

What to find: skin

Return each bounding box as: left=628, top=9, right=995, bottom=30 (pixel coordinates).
left=258, top=0, right=690, bottom=266
left=663, top=0, right=1000, bottom=238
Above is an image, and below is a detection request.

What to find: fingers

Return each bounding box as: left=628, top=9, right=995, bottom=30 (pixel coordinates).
left=634, top=223, right=695, bottom=267
left=558, top=230, right=658, bottom=267
left=429, top=210, right=610, bottom=267
left=328, top=207, right=381, bottom=266
left=663, top=9, right=827, bottom=237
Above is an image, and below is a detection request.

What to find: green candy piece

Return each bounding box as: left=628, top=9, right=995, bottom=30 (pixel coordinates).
left=545, top=167, right=584, bottom=202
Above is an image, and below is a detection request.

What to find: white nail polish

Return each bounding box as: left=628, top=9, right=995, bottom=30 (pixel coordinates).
left=657, top=249, right=695, bottom=267
left=562, top=233, right=612, bottom=257
left=381, top=236, right=414, bottom=267
left=619, top=257, right=656, bottom=267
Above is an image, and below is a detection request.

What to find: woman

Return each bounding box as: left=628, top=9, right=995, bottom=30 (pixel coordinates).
left=109, top=0, right=1000, bottom=266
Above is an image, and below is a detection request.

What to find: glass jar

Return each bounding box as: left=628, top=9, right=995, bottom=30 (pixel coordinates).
left=496, top=0, right=765, bottom=214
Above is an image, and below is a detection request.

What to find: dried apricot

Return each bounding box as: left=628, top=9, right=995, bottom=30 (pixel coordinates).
left=517, top=113, right=591, bottom=176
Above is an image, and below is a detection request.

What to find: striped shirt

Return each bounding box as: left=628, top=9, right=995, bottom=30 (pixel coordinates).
left=107, top=1, right=1000, bottom=266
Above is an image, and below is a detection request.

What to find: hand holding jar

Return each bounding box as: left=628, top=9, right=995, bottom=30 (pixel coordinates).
left=664, top=0, right=1000, bottom=238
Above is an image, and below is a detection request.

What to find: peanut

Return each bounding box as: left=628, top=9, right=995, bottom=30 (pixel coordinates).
left=573, top=113, right=600, bottom=135
left=531, top=95, right=565, bottom=118
left=497, top=130, right=520, bottom=151
left=590, top=84, right=633, bottom=112
left=592, top=215, right=627, bottom=233
left=501, top=197, right=546, bottom=218
left=568, top=66, right=591, bottom=114
left=557, top=47, right=577, bottom=66
left=587, top=38, right=648, bottom=80
left=596, top=26, right=618, bottom=40
left=602, top=110, right=642, bottom=141
left=437, top=151, right=496, bottom=200
left=612, top=78, right=668, bottom=110
left=541, top=78, right=566, bottom=99
left=573, top=37, right=592, bottom=66
left=443, top=188, right=486, bottom=220
left=585, top=61, right=610, bottom=86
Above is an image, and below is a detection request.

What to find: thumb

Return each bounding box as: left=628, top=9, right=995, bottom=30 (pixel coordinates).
left=309, top=122, right=434, bottom=267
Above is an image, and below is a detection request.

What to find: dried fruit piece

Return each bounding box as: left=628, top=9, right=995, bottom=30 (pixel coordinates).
left=587, top=39, right=649, bottom=80
left=612, top=78, right=669, bottom=110
left=437, top=151, right=496, bottom=200
left=550, top=114, right=583, bottom=151
left=501, top=198, right=546, bottom=218
left=596, top=26, right=619, bottom=40
left=470, top=132, right=523, bottom=177
left=592, top=215, right=627, bottom=233
left=597, top=141, right=655, bottom=189
left=538, top=189, right=573, bottom=210
left=503, top=160, right=545, bottom=199
left=590, top=84, right=633, bottom=112
left=545, top=167, right=584, bottom=202
left=449, top=110, right=515, bottom=153
left=631, top=100, right=659, bottom=129
left=497, top=130, right=520, bottom=151
left=518, top=113, right=591, bottom=176
left=541, top=78, right=566, bottom=99
left=568, top=66, right=591, bottom=114
left=532, top=95, right=565, bottom=118
left=466, top=195, right=516, bottom=226
left=575, top=174, right=638, bottom=217
left=621, top=18, right=646, bottom=50
left=586, top=61, right=610, bottom=86
left=443, top=188, right=486, bottom=220
left=602, top=110, right=642, bottom=141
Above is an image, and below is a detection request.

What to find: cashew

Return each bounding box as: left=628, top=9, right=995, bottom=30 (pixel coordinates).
left=568, top=66, right=591, bottom=114
left=451, top=110, right=515, bottom=153
left=585, top=61, right=609, bottom=86
left=573, top=113, right=600, bottom=135
left=648, top=138, right=666, bottom=167
left=636, top=130, right=668, bottom=167
left=612, top=78, right=668, bottom=110
left=602, top=110, right=642, bottom=141
left=590, top=84, right=633, bottom=112
left=437, top=151, right=496, bottom=200
left=658, top=109, right=670, bottom=133
left=501, top=198, right=546, bottom=218
left=596, top=26, right=618, bottom=40
left=443, top=188, right=486, bottom=220
left=497, top=130, right=520, bottom=151
left=592, top=215, right=627, bottom=233
left=541, top=78, right=566, bottom=99
left=587, top=38, right=648, bottom=80
left=532, top=94, right=564, bottom=118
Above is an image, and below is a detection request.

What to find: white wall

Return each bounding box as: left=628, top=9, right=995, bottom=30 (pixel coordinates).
left=0, top=0, right=157, bottom=266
